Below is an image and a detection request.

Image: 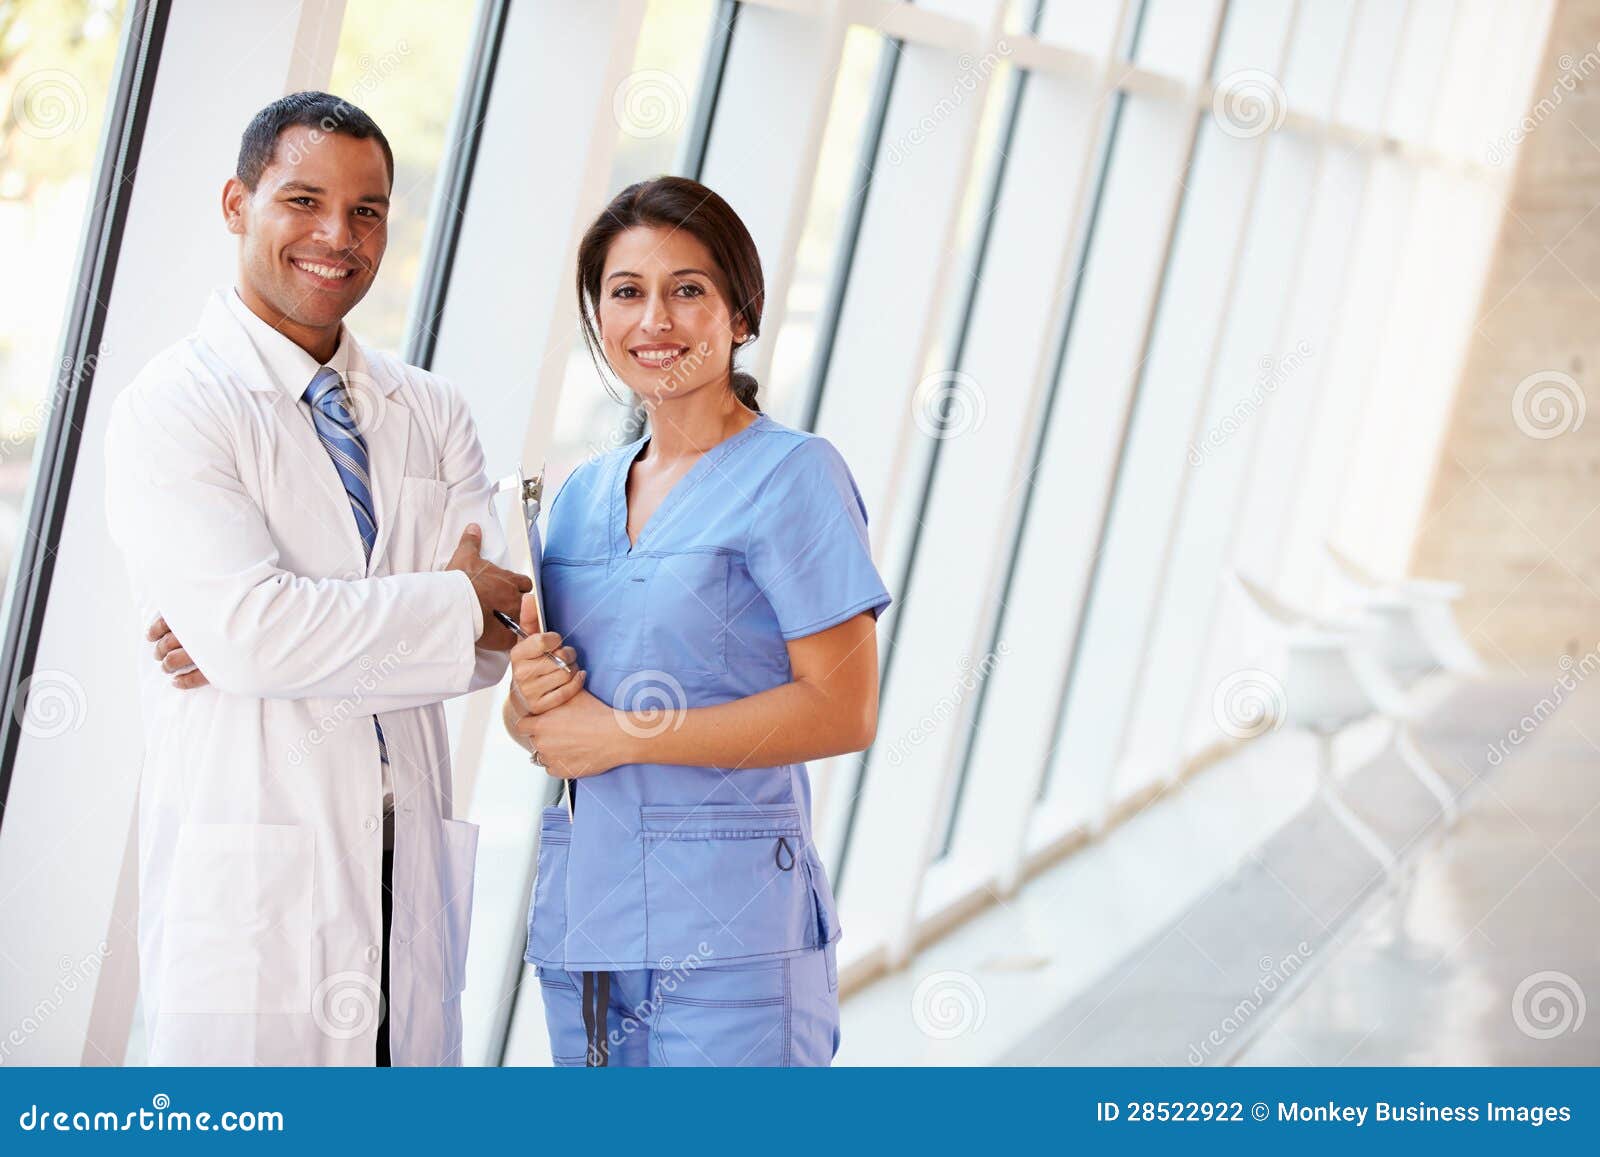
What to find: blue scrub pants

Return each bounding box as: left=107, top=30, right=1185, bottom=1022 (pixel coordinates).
left=536, top=944, right=839, bottom=1067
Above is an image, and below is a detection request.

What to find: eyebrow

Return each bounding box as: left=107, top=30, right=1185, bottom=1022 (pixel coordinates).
left=606, top=267, right=713, bottom=281
left=279, top=180, right=390, bottom=205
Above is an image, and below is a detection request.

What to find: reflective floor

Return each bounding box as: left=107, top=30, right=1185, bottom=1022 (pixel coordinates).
left=840, top=669, right=1597, bottom=1066
left=1240, top=675, right=1600, bottom=1066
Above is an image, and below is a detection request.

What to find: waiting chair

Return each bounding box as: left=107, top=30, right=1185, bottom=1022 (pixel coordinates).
left=1232, top=575, right=1460, bottom=877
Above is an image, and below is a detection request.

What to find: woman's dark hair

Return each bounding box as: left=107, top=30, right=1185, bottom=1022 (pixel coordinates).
left=576, top=176, right=765, bottom=412
left=236, top=91, right=394, bottom=190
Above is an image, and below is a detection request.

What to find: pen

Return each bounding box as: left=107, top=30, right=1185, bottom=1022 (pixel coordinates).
left=494, top=609, right=572, bottom=672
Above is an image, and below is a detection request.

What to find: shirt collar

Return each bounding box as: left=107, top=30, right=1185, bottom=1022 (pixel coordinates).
left=224, top=286, right=353, bottom=400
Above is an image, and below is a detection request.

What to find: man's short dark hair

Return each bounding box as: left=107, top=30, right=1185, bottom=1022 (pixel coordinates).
left=235, top=90, right=394, bottom=190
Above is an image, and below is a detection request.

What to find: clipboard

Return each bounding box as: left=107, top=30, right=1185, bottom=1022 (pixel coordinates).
left=495, top=467, right=547, bottom=632
left=495, top=466, right=575, bottom=819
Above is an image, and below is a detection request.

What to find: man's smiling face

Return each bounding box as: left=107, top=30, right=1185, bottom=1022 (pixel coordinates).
left=224, top=124, right=389, bottom=352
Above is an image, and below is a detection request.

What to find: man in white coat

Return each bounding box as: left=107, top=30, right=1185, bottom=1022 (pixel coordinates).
left=104, top=92, right=533, bottom=1065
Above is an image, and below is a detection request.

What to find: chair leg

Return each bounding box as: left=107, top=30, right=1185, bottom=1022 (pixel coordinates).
left=1394, top=722, right=1459, bottom=826
left=1314, top=732, right=1396, bottom=874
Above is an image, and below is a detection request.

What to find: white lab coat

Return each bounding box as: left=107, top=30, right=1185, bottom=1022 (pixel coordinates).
left=104, top=290, right=509, bottom=1065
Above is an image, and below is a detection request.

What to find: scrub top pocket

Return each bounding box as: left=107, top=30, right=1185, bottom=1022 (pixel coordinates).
left=542, top=558, right=646, bottom=672
left=639, top=551, right=730, bottom=677
left=524, top=806, right=571, bottom=965
left=640, top=803, right=818, bottom=964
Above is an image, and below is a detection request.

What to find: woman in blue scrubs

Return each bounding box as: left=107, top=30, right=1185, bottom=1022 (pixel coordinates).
left=501, top=176, right=891, bottom=1067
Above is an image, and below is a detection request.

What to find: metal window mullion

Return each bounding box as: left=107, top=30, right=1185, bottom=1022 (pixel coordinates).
left=405, top=0, right=511, bottom=369
left=799, top=33, right=904, bottom=433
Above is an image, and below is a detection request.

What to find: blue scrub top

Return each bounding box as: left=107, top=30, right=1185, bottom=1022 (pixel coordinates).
left=524, top=413, right=892, bottom=972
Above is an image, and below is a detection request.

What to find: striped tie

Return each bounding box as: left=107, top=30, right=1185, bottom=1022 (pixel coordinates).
left=304, top=367, right=390, bottom=772
left=304, top=367, right=378, bottom=561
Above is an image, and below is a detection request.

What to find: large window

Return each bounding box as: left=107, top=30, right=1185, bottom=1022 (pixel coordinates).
left=0, top=0, right=127, bottom=608
left=329, top=0, right=479, bottom=352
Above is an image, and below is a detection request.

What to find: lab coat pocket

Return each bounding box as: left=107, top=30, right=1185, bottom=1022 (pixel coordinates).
left=389, top=476, right=448, bottom=571
left=437, top=817, right=480, bottom=999
left=640, top=551, right=730, bottom=676
left=525, top=806, right=571, bottom=965
left=640, top=804, right=815, bottom=964
left=158, top=823, right=314, bottom=1015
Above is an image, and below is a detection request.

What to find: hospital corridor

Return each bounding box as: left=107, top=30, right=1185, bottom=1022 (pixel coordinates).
left=0, top=0, right=1596, bottom=1076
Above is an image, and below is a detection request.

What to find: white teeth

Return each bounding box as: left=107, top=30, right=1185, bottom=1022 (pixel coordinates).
left=633, top=349, right=684, bottom=365
left=295, top=260, right=351, bottom=280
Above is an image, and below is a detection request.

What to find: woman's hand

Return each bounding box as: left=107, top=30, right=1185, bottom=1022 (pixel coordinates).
left=509, top=630, right=585, bottom=716
left=513, top=687, right=631, bottom=780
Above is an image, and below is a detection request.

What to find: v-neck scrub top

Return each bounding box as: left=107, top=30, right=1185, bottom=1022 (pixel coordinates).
left=524, top=413, right=892, bottom=972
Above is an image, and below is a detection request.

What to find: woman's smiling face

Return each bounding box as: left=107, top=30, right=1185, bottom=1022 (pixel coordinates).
left=596, top=224, right=749, bottom=406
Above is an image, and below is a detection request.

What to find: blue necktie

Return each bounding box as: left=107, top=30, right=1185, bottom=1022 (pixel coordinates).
left=304, top=368, right=390, bottom=774
left=304, top=367, right=378, bottom=560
